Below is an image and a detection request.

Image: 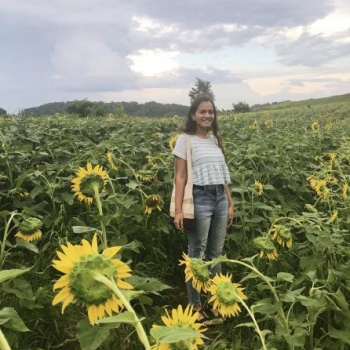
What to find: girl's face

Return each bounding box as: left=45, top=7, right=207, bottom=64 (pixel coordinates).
left=192, top=101, right=215, bottom=131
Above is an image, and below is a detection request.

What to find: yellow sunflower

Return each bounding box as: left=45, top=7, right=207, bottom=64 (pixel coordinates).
left=168, top=134, right=180, bottom=151
left=145, top=195, right=162, bottom=215
left=311, top=121, right=319, bottom=132
left=253, top=236, right=278, bottom=260
left=106, top=151, right=117, bottom=170
left=264, top=120, right=273, bottom=129
left=15, top=217, right=43, bottom=242
left=179, top=253, right=212, bottom=293
left=52, top=233, right=133, bottom=325
left=254, top=180, right=264, bottom=196
left=208, top=273, right=247, bottom=318
left=71, top=162, right=108, bottom=205
left=271, top=225, right=293, bottom=248
left=151, top=304, right=207, bottom=350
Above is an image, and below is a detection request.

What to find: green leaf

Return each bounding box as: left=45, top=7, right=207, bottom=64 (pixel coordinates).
left=276, top=272, right=294, bottom=283
left=253, top=203, right=275, bottom=211
left=328, top=327, right=350, bottom=345
left=72, top=226, right=100, bottom=234
left=97, top=311, right=137, bottom=325
left=251, top=299, right=277, bottom=315
left=0, top=308, right=30, bottom=332
left=128, top=276, right=172, bottom=294
left=0, top=269, right=30, bottom=284
left=283, top=327, right=308, bottom=346
left=77, top=319, right=116, bottom=350
left=150, top=325, right=206, bottom=343
left=126, top=181, right=139, bottom=190
left=14, top=240, right=39, bottom=254
left=280, top=288, right=305, bottom=303
left=60, top=192, right=74, bottom=205
left=2, top=278, right=34, bottom=301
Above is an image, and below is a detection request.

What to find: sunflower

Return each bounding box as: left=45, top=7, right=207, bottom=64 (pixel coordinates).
left=106, top=151, right=118, bottom=170
left=315, top=179, right=330, bottom=199
left=311, top=121, right=319, bottom=132
left=208, top=273, right=247, bottom=318
left=52, top=234, right=133, bottom=325
left=254, top=180, right=264, bottom=196
left=15, top=217, right=43, bottom=242
left=168, top=134, right=180, bottom=151
left=179, top=253, right=212, bottom=293
left=308, top=177, right=330, bottom=199
left=249, top=120, right=258, bottom=130
left=271, top=225, right=293, bottom=248
left=145, top=195, right=162, bottom=215
left=71, top=162, right=108, bottom=205
left=253, top=236, right=278, bottom=260
left=151, top=304, right=207, bottom=350
left=264, top=120, right=273, bottom=129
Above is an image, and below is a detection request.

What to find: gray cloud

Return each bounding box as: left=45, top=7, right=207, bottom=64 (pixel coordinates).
left=125, top=0, right=333, bottom=28
left=276, top=31, right=350, bottom=67
left=0, top=0, right=347, bottom=113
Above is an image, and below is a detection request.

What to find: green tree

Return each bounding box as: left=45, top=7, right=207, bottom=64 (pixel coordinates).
left=67, top=99, right=96, bottom=118
left=232, top=101, right=251, bottom=113
left=189, top=78, right=215, bottom=103
left=0, top=107, right=7, bottom=116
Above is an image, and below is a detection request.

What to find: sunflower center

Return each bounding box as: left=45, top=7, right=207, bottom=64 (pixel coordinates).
left=216, top=282, right=239, bottom=305
left=69, top=253, right=115, bottom=305
left=80, top=174, right=105, bottom=196
left=191, top=259, right=210, bottom=281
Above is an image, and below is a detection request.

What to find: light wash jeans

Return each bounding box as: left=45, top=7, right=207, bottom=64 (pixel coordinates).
left=186, top=184, right=228, bottom=306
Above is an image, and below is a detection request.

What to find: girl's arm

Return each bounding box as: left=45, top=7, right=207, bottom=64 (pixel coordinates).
left=174, top=156, right=187, bottom=230
left=224, top=184, right=234, bottom=228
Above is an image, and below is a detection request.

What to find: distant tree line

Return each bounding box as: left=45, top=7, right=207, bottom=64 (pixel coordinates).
left=23, top=100, right=189, bottom=118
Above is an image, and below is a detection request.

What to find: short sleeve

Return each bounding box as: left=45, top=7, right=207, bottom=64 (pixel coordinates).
left=172, top=133, right=187, bottom=160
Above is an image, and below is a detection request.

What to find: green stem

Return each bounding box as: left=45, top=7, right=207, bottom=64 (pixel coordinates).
left=0, top=212, right=17, bottom=269
left=0, top=327, right=11, bottom=350
left=238, top=296, right=267, bottom=350
left=224, top=258, right=289, bottom=332
left=93, top=186, right=107, bottom=249
left=94, top=274, right=151, bottom=350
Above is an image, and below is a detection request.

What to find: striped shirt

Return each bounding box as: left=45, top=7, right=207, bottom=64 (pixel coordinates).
left=172, top=133, right=231, bottom=185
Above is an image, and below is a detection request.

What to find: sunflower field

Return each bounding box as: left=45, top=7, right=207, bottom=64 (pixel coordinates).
left=0, top=102, right=350, bottom=350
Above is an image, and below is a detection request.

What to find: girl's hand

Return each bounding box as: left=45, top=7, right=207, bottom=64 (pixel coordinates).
left=174, top=212, right=184, bottom=231
left=227, top=206, right=234, bottom=228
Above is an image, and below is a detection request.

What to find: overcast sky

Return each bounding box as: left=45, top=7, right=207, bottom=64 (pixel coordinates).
left=1, top=0, right=349, bottom=113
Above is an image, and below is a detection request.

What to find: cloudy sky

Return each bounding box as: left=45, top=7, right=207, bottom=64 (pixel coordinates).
left=1, top=0, right=349, bottom=113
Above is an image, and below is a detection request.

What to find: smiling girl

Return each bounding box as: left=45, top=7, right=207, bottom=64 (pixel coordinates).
left=172, top=94, right=234, bottom=323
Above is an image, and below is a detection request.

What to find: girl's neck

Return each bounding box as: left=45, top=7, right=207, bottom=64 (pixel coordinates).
left=195, top=128, right=209, bottom=139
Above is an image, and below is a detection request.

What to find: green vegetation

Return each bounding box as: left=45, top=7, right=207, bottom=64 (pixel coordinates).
left=1, top=99, right=350, bottom=349
left=23, top=100, right=189, bottom=117
left=252, top=93, right=350, bottom=111
left=0, top=107, right=7, bottom=116
left=189, top=78, right=215, bottom=102
left=232, top=101, right=251, bottom=113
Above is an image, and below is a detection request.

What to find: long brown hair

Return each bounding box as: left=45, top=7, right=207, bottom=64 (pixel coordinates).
left=183, top=95, right=225, bottom=155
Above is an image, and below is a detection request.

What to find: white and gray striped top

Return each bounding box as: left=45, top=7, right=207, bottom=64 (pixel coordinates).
left=172, top=133, right=231, bottom=186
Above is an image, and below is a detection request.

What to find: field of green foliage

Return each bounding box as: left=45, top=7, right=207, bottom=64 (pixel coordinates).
left=0, top=101, right=350, bottom=350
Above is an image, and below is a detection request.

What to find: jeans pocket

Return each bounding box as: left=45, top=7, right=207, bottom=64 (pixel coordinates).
left=193, top=186, right=204, bottom=195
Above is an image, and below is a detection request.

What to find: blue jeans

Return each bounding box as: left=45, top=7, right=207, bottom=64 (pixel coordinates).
left=186, top=184, right=228, bottom=306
